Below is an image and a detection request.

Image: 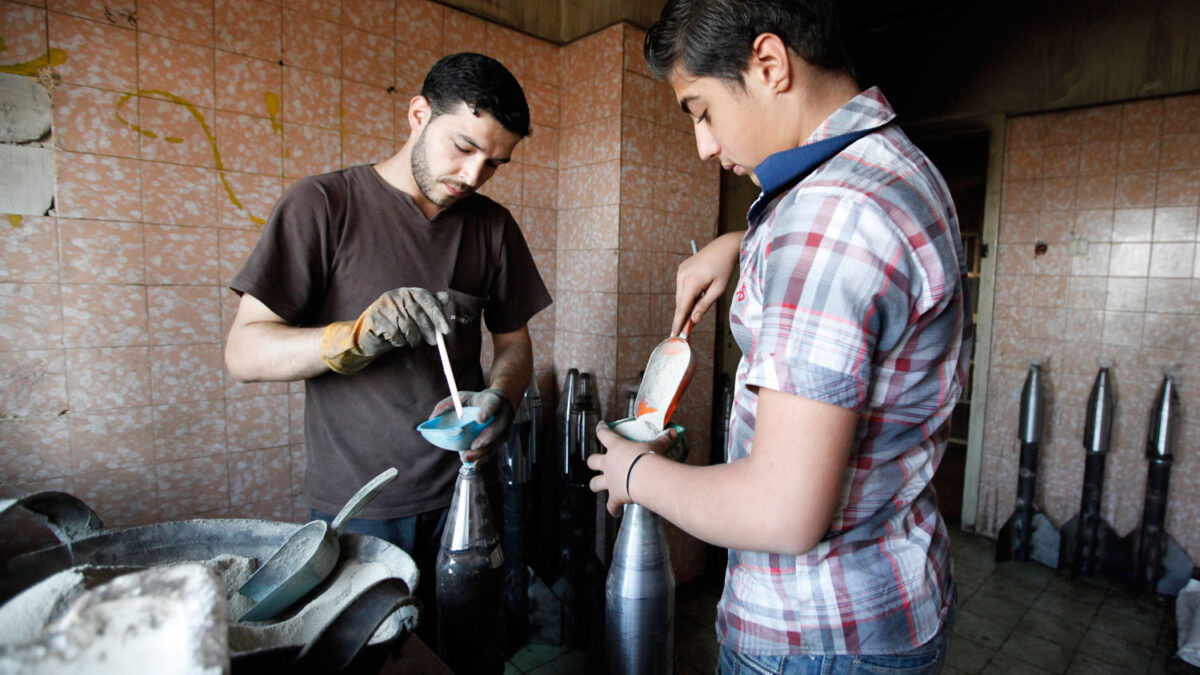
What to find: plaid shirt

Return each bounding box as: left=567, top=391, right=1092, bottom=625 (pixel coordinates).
left=717, top=87, right=972, bottom=655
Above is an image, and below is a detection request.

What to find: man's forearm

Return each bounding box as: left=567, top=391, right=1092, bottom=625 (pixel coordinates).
left=225, top=321, right=329, bottom=382
left=487, top=326, right=534, bottom=408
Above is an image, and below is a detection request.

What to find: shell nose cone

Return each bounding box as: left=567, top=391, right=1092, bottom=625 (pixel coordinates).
left=1146, top=374, right=1180, bottom=460
left=1083, top=367, right=1115, bottom=454
left=1019, top=363, right=1044, bottom=445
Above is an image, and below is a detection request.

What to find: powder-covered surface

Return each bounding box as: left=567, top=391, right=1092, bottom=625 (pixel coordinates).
left=0, top=564, right=227, bottom=675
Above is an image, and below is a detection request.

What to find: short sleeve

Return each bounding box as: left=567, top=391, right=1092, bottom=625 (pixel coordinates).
left=744, top=191, right=912, bottom=410
left=482, top=214, right=552, bottom=334
left=229, top=177, right=338, bottom=325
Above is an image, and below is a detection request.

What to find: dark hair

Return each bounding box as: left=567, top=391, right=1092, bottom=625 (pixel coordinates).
left=421, top=52, right=531, bottom=137
left=644, top=0, right=849, bottom=83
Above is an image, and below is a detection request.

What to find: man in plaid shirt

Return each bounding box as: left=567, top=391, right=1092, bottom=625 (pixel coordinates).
left=588, top=0, right=972, bottom=672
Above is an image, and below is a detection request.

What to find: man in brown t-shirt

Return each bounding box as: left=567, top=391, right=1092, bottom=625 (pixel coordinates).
left=224, top=53, right=551, bottom=625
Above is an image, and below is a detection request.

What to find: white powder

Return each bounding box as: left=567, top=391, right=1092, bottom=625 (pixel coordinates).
left=0, top=564, right=227, bottom=675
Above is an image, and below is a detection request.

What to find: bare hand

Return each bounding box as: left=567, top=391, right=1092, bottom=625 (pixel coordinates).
left=671, top=233, right=742, bottom=337
left=587, top=422, right=678, bottom=516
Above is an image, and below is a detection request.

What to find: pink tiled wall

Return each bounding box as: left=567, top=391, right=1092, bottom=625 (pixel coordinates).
left=0, top=0, right=561, bottom=549
left=1, top=0, right=718, bottom=581
left=977, top=94, right=1200, bottom=561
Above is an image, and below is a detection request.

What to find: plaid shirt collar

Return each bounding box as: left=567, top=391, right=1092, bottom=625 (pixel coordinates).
left=748, top=86, right=897, bottom=225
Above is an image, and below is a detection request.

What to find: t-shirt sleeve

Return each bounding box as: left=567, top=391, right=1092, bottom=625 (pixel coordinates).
left=229, top=178, right=336, bottom=325
left=745, top=193, right=912, bottom=410
left=483, top=213, right=552, bottom=334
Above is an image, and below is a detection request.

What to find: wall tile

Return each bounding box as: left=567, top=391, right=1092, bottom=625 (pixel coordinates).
left=0, top=349, right=67, bottom=417
left=1041, top=144, right=1079, bottom=178
left=1118, top=137, right=1161, bottom=173
left=1075, top=175, right=1115, bottom=210
left=554, top=331, right=616, bottom=380
left=283, top=66, right=341, bottom=129
left=1036, top=211, right=1073, bottom=244
left=525, top=80, right=560, bottom=128
left=561, top=71, right=621, bottom=128
left=216, top=111, right=283, bottom=175
left=1155, top=169, right=1200, bottom=206
left=563, top=24, right=622, bottom=82
left=1107, top=243, right=1150, bottom=277
left=225, top=393, right=289, bottom=452
left=47, top=11, right=138, bottom=91
left=1164, top=94, right=1200, bottom=134
left=481, top=161, right=522, bottom=206
left=148, top=285, right=222, bottom=345
left=0, top=414, right=72, bottom=482
left=342, top=132, right=394, bottom=168
left=394, top=45, right=439, bottom=98
left=217, top=171, right=282, bottom=229
left=71, top=406, right=155, bottom=472
left=522, top=165, right=558, bottom=210
left=150, top=342, right=223, bottom=404
left=484, top=22, right=526, bottom=83
left=214, top=0, right=281, bottom=62
left=218, top=226, right=261, bottom=286
left=74, top=465, right=157, bottom=526
left=139, top=32, right=216, bottom=109
left=555, top=291, right=617, bottom=336
left=137, top=96, right=219, bottom=169
left=342, top=0, right=392, bottom=36
left=1005, top=147, right=1041, bottom=181
left=342, top=81, right=394, bottom=138
left=1078, top=140, right=1118, bottom=176
left=1114, top=173, right=1158, bottom=207
left=214, top=50, right=282, bottom=118
left=559, top=205, right=618, bottom=250
left=288, top=0, right=338, bottom=20
left=53, top=84, right=140, bottom=158
left=1068, top=241, right=1110, bottom=277
left=1073, top=209, right=1113, bottom=241
left=1148, top=242, right=1195, bottom=278
left=2, top=1, right=47, bottom=63
left=342, top=27, right=394, bottom=87
left=288, top=391, right=304, bottom=445
left=61, top=283, right=148, bottom=348
left=1111, top=208, right=1153, bottom=242
left=526, top=35, right=559, bottom=85
left=1145, top=278, right=1196, bottom=314
left=1105, top=277, right=1147, bottom=311
left=1153, top=206, right=1198, bottom=242
left=1040, top=177, right=1077, bottom=211
left=1141, top=313, right=1189, bottom=351
left=139, top=0, right=214, bottom=47
left=228, top=445, right=291, bottom=505
left=557, top=248, right=617, bottom=293
left=156, top=454, right=229, bottom=518
left=142, top=164, right=218, bottom=229
left=442, top=8, right=487, bottom=56
left=282, top=10, right=340, bottom=76
left=55, top=152, right=142, bottom=221
left=283, top=123, right=341, bottom=178
left=395, top=0, right=441, bottom=52
left=1102, top=310, right=1143, bottom=347
left=1000, top=179, right=1039, bottom=213
left=0, top=216, right=59, bottom=284
left=66, top=346, right=151, bottom=411
left=560, top=161, right=620, bottom=209
left=1120, top=99, right=1164, bottom=138
left=518, top=206, right=555, bottom=253
left=1160, top=133, right=1200, bottom=171
left=523, top=124, right=558, bottom=170
left=154, top=399, right=227, bottom=462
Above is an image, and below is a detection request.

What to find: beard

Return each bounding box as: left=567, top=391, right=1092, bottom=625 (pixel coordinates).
left=411, top=128, right=470, bottom=209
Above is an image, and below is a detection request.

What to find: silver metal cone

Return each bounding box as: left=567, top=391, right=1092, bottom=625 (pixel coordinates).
left=606, top=503, right=674, bottom=675
left=1146, top=375, right=1180, bottom=460
left=1019, top=363, right=1044, bottom=445
left=1083, top=367, right=1114, bottom=454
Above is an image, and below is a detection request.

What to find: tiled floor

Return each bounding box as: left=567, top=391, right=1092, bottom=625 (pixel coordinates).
left=505, top=527, right=1192, bottom=674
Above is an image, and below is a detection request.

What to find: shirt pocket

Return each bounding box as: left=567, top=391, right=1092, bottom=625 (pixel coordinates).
left=443, top=289, right=485, bottom=360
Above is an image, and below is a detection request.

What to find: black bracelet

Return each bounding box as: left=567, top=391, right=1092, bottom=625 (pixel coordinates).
left=625, top=451, right=655, bottom=504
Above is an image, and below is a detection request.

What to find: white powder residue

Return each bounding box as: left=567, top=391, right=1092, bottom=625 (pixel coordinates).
left=0, top=564, right=227, bottom=675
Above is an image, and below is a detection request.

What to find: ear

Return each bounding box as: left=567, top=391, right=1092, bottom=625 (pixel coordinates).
left=747, top=33, right=792, bottom=93
left=407, top=95, right=431, bottom=132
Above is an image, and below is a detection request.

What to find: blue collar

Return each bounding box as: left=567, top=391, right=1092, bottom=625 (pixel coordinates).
left=747, top=128, right=874, bottom=225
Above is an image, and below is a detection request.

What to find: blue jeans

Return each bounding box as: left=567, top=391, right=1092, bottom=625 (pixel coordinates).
left=717, top=605, right=956, bottom=675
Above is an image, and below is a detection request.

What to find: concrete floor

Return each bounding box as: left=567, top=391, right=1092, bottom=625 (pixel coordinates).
left=504, top=526, right=1192, bottom=674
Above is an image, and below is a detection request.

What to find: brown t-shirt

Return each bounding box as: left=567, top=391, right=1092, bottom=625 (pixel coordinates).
left=231, top=164, right=551, bottom=518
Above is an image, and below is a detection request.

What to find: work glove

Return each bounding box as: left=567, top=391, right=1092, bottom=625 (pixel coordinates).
left=429, top=388, right=515, bottom=456
left=321, top=288, right=450, bottom=374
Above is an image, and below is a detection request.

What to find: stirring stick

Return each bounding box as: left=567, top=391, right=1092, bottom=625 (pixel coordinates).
left=434, top=332, right=464, bottom=419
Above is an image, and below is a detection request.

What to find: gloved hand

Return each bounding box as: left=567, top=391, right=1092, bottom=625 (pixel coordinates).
left=429, top=388, right=515, bottom=459
left=321, top=288, right=450, bottom=374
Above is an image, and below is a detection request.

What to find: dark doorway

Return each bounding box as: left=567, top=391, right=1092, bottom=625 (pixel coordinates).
left=910, top=130, right=989, bottom=527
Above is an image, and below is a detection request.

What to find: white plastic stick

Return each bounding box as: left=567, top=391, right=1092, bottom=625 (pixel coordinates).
left=435, top=332, right=464, bottom=419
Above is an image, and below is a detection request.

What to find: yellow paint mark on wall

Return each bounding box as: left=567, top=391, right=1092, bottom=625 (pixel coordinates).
left=7, top=214, right=23, bottom=228
left=115, top=89, right=266, bottom=226
left=0, top=48, right=68, bottom=76
left=264, top=92, right=282, bottom=134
